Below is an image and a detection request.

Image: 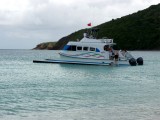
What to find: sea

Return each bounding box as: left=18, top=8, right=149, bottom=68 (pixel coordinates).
left=0, top=49, right=160, bottom=120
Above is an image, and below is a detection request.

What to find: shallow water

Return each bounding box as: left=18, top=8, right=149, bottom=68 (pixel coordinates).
left=0, top=50, right=160, bottom=120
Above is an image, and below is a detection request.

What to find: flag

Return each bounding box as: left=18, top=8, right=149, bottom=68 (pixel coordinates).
left=87, top=23, right=91, bottom=26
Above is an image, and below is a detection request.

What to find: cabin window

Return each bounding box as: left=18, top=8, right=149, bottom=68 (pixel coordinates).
left=90, top=47, right=95, bottom=51
left=96, top=48, right=100, bottom=52
left=65, top=45, right=76, bottom=51
left=66, top=46, right=71, bottom=50
left=77, top=46, right=82, bottom=51
left=63, top=45, right=70, bottom=50
left=83, top=47, right=88, bottom=51
left=71, top=46, right=76, bottom=51
left=104, top=45, right=109, bottom=51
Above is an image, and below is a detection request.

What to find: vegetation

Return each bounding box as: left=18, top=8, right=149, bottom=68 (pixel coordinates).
left=34, top=4, right=160, bottom=50
left=33, top=42, right=57, bottom=50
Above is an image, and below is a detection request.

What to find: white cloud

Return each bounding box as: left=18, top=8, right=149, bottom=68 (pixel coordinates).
left=0, top=0, right=29, bottom=11
left=0, top=0, right=159, bottom=49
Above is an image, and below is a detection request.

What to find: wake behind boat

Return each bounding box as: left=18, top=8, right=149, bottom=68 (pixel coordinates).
left=33, top=28, right=143, bottom=66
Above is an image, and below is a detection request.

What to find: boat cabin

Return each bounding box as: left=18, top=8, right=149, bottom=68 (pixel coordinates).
left=60, top=28, right=116, bottom=60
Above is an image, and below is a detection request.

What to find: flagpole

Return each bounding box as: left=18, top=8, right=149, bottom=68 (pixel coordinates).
left=87, top=23, right=92, bottom=37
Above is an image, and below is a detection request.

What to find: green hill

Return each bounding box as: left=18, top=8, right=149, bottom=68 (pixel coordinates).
left=35, top=3, right=160, bottom=50
left=33, top=42, right=57, bottom=50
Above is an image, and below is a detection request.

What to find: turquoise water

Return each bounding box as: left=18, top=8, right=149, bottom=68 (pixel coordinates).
left=0, top=50, right=160, bottom=120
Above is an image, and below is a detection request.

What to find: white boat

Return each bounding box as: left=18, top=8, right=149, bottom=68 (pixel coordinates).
left=33, top=28, right=143, bottom=66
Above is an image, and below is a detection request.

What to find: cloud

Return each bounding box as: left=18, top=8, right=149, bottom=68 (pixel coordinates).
left=0, top=0, right=159, bottom=49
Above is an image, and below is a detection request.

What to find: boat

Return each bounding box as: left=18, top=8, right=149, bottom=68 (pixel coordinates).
left=33, top=28, right=143, bottom=66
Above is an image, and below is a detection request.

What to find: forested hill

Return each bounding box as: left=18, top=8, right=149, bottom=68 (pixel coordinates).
left=34, top=3, right=160, bottom=50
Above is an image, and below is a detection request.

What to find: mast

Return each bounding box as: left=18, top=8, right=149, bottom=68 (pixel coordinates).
left=86, top=28, right=99, bottom=39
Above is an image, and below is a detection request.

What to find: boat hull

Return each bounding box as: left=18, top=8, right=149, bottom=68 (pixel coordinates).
left=33, top=56, right=130, bottom=66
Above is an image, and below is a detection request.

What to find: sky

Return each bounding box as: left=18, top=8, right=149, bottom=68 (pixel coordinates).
left=0, top=0, right=159, bottom=49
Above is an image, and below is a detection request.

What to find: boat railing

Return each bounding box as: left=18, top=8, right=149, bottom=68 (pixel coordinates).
left=101, top=38, right=113, bottom=43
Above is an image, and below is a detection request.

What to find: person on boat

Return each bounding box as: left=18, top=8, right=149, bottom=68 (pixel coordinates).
left=108, top=47, right=114, bottom=60
left=118, top=50, right=126, bottom=60
left=122, top=49, right=133, bottom=59
left=121, top=49, right=126, bottom=56
left=114, top=51, right=119, bottom=65
left=114, top=51, right=119, bottom=60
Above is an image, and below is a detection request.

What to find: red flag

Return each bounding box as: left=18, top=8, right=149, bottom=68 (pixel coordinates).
left=87, top=23, right=91, bottom=26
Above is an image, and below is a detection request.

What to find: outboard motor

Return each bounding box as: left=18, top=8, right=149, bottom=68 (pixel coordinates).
left=137, top=57, right=143, bottom=65
left=129, top=58, right=137, bottom=66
